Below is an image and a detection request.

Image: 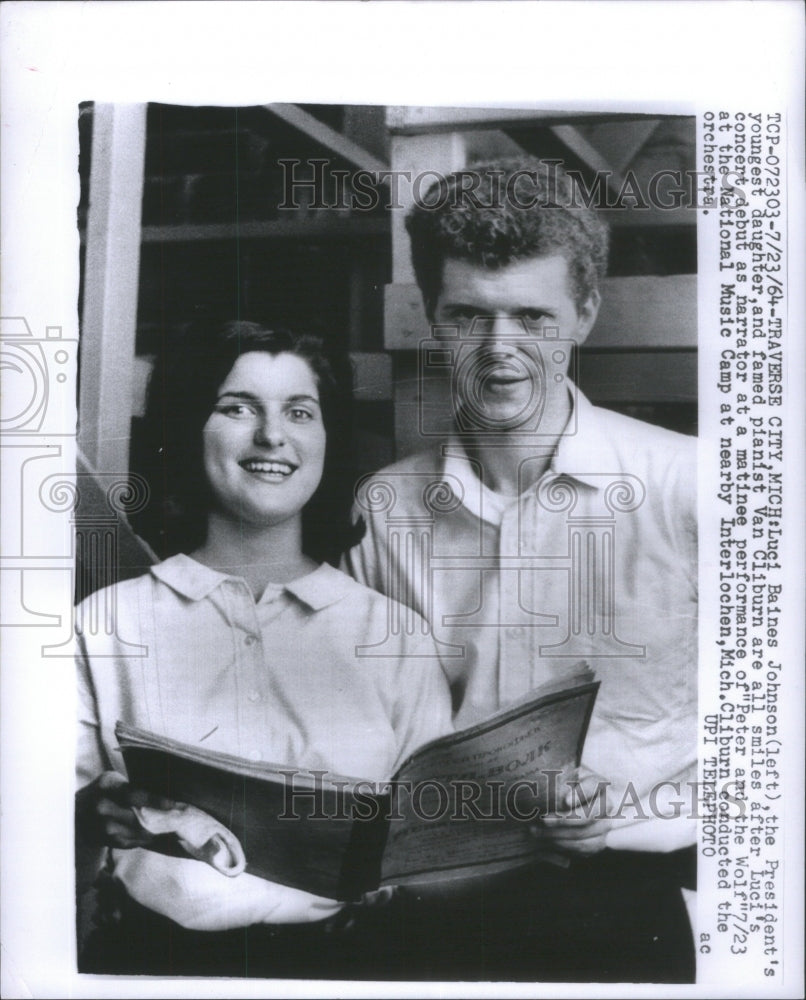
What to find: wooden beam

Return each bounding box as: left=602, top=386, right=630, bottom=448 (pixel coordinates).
left=351, top=352, right=393, bottom=401
left=263, top=103, right=388, bottom=173
left=78, top=103, right=147, bottom=475
left=386, top=107, right=655, bottom=134
left=138, top=216, right=388, bottom=244
left=586, top=275, right=697, bottom=348
left=389, top=132, right=466, bottom=284
left=385, top=275, right=698, bottom=351
left=548, top=124, right=623, bottom=195
left=584, top=119, right=662, bottom=174
left=387, top=130, right=467, bottom=456
left=578, top=349, right=697, bottom=403
left=390, top=348, right=697, bottom=461
left=464, top=128, right=527, bottom=162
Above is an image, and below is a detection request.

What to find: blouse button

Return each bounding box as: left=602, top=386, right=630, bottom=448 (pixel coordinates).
left=246, top=689, right=261, bottom=703
left=244, top=633, right=257, bottom=646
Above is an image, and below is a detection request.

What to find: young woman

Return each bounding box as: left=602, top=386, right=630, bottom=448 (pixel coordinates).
left=76, top=321, right=452, bottom=977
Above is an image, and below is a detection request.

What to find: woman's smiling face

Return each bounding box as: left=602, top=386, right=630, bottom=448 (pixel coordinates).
left=202, top=351, right=326, bottom=530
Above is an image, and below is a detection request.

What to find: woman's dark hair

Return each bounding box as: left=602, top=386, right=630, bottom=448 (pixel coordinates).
left=134, top=319, right=364, bottom=566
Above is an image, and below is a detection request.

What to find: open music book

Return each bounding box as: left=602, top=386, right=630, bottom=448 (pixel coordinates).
left=117, top=664, right=598, bottom=900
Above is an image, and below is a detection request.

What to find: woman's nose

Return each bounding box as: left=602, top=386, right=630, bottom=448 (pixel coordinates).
left=253, top=413, right=285, bottom=448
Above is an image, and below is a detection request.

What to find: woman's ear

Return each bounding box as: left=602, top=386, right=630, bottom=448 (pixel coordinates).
left=574, top=288, right=601, bottom=346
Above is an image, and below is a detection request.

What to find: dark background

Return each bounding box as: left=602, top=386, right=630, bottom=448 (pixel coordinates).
left=78, top=103, right=698, bottom=490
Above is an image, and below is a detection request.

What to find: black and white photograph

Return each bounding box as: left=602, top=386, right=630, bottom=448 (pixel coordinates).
left=1, top=3, right=804, bottom=997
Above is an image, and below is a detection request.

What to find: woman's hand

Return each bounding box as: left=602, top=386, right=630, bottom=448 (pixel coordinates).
left=75, top=771, right=175, bottom=849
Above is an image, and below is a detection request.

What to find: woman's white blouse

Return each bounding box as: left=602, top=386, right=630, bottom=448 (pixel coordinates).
left=77, top=555, right=452, bottom=929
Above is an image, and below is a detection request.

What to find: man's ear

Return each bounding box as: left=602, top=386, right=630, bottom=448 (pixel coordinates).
left=574, top=288, right=601, bottom=346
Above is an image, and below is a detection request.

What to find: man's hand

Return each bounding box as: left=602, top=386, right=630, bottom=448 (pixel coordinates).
left=530, top=767, right=616, bottom=857
left=75, top=771, right=175, bottom=849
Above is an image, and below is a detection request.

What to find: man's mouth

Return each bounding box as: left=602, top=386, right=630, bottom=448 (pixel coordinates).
left=482, top=369, right=531, bottom=392
left=485, top=372, right=529, bottom=386
left=239, top=459, right=297, bottom=479
left=473, top=354, right=533, bottom=390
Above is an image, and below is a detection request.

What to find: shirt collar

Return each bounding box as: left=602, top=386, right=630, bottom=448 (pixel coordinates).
left=150, top=553, right=229, bottom=600
left=553, top=389, right=620, bottom=488
left=442, top=448, right=515, bottom=526
left=442, top=390, right=618, bottom=524
left=151, top=554, right=352, bottom=611
left=282, top=562, right=355, bottom=611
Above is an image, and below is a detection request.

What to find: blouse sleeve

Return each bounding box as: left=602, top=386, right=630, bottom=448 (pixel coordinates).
left=75, top=627, right=112, bottom=789
left=386, top=630, right=454, bottom=773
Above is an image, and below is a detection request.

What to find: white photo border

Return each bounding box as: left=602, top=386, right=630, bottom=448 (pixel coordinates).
left=1, top=3, right=803, bottom=998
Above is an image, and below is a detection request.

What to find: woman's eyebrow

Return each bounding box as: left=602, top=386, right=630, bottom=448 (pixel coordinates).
left=215, top=390, right=321, bottom=406
left=215, top=390, right=260, bottom=402
left=285, top=394, right=321, bottom=406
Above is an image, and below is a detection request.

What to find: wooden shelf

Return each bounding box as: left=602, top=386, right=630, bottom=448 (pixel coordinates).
left=138, top=216, right=389, bottom=244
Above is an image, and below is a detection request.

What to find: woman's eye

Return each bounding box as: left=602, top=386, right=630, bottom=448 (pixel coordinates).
left=288, top=407, right=314, bottom=422
left=216, top=403, right=255, bottom=418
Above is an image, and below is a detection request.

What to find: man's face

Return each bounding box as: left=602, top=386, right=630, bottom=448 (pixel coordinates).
left=432, top=255, right=600, bottom=432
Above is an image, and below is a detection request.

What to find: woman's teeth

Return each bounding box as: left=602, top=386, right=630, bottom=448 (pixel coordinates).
left=241, top=460, right=294, bottom=475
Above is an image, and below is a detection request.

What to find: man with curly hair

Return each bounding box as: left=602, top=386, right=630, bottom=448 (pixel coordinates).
left=345, top=159, right=698, bottom=982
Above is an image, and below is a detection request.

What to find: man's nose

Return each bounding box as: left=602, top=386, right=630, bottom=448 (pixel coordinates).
left=253, top=411, right=285, bottom=448
left=483, top=315, right=524, bottom=351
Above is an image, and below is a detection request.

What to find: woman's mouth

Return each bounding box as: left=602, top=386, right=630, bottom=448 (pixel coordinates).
left=239, top=459, right=297, bottom=479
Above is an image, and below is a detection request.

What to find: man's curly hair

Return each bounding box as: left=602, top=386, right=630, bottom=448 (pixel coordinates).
left=405, top=158, right=609, bottom=316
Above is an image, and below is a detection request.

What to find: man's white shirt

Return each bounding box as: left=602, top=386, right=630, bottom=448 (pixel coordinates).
left=345, top=391, right=698, bottom=850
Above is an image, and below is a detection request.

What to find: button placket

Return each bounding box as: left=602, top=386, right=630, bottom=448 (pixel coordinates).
left=520, top=488, right=553, bottom=692
left=229, top=584, right=266, bottom=763
left=498, top=506, right=531, bottom=705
